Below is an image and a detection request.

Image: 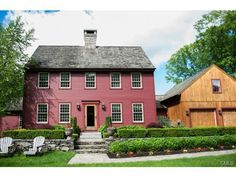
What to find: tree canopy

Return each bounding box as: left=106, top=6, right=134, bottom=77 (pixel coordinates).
left=0, top=17, right=34, bottom=115
left=166, top=11, right=236, bottom=84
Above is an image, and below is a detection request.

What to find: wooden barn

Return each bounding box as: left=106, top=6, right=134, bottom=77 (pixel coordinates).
left=160, top=64, right=236, bottom=127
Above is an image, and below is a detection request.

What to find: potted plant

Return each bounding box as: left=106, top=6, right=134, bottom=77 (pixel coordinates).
left=105, top=116, right=115, bottom=138
left=64, top=123, right=73, bottom=137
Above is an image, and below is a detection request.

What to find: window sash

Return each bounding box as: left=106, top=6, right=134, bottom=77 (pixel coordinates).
left=60, top=72, right=71, bottom=88
left=212, top=79, right=221, bottom=93
left=59, top=104, right=70, bottom=123
left=38, top=72, right=49, bottom=88
left=111, top=73, right=121, bottom=88
left=37, top=104, right=48, bottom=123
left=132, top=103, right=144, bottom=122
left=111, top=103, right=122, bottom=123
left=132, top=73, right=142, bottom=88
left=85, top=72, right=96, bottom=88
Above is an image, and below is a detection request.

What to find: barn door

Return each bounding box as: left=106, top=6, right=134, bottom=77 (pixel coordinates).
left=190, top=109, right=217, bottom=127
left=222, top=109, right=236, bottom=127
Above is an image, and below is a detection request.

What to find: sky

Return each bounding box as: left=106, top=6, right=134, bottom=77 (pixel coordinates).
left=0, top=10, right=208, bottom=94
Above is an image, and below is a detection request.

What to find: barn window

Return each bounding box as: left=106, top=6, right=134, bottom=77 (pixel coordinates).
left=110, top=72, right=121, bottom=88
left=212, top=79, right=221, bottom=93
left=60, top=72, right=71, bottom=88
left=131, top=73, right=142, bottom=88
left=37, top=103, right=48, bottom=123
left=59, top=103, right=70, bottom=123
left=132, top=103, right=144, bottom=122
left=111, top=103, right=122, bottom=123
left=85, top=72, right=96, bottom=88
left=38, top=72, right=49, bottom=88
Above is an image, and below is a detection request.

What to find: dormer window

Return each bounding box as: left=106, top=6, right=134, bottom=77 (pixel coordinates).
left=38, top=72, right=49, bottom=88
left=212, top=79, right=222, bottom=93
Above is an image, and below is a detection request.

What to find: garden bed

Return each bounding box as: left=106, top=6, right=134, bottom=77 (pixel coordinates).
left=107, top=135, right=236, bottom=158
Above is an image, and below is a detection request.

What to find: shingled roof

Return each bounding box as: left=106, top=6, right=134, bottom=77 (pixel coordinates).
left=30, top=45, right=155, bottom=70
left=161, top=65, right=212, bottom=102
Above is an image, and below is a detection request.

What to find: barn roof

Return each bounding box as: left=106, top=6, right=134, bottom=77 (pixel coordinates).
left=29, top=45, right=155, bottom=70
left=161, top=65, right=213, bottom=102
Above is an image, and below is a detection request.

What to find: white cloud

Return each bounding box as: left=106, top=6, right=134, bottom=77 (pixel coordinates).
left=5, top=11, right=207, bottom=67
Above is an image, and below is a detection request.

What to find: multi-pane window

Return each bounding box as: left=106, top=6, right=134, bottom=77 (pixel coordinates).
left=85, top=72, right=96, bottom=88
left=131, top=73, right=142, bottom=88
left=59, top=103, right=70, bottom=123
left=110, top=72, right=121, bottom=88
left=111, top=103, right=122, bottom=123
left=60, top=72, right=71, bottom=88
left=38, top=72, right=49, bottom=88
left=132, top=103, right=144, bottom=122
left=212, top=79, right=222, bottom=93
left=37, top=104, right=48, bottom=123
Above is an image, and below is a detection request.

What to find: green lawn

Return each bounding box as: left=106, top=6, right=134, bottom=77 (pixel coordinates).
left=0, top=151, right=235, bottom=167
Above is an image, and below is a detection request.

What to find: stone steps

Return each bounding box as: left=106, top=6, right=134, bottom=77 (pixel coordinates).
left=75, top=149, right=107, bottom=154
left=75, top=131, right=107, bottom=154
left=75, top=144, right=107, bottom=149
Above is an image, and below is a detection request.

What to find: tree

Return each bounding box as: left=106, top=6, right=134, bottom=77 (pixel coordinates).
left=0, top=17, right=35, bottom=115
left=166, top=11, right=236, bottom=84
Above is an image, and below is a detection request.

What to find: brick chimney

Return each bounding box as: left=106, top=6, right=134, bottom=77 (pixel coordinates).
left=84, top=29, right=97, bottom=49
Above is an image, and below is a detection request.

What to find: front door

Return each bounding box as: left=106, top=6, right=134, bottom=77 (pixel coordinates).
left=85, top=105, right=97, bottom=130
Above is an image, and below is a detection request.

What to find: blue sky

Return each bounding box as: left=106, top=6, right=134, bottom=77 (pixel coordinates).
left=0, top=10, right=207, bottom=94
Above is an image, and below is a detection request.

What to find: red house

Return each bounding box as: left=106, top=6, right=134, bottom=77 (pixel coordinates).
left=23, top=30, right=156, bottom=131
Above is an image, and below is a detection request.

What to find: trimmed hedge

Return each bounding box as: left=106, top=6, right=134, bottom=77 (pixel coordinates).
left=118, top=129, right=147, bottom=138
left=109, top=135, right=236, bottom=153
left=117, top=127, right=236, bottom=138
left=147, top=127, right=236, bottom=137
left=3, top=129, right=65, bottom=139
left=117, top=125, right=145, bottom=130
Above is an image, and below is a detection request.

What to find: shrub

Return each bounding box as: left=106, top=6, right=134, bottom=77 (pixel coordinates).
left=117, top=129, right=147, bottom=138
left=117, top=125, right=145, bottom=130
left=108, top=135, right=236, bottom=153
left=72, top=133, right=79, bottom=140
left=146, top=122, right=163, bottom=128
left=3, top=129, right=65, bottom=139
left=158, top=115, right=171, bottom=127
left=105, top=116, right=112, bottom=127
left=52, top=124, right=65, bottom=130
left=70, top=117, right=80, bottom=135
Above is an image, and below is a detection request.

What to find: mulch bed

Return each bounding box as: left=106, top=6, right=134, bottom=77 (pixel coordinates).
left=107, top=146, right=235, bottom=158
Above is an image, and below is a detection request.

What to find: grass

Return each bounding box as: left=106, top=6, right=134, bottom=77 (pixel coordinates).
left=0, top=151, right=235, bottom=167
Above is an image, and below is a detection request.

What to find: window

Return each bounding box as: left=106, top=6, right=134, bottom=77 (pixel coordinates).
left=59, top=103, right=70, bottom=123
left=132, top=103, right=144, bottom=122
left=131, top=73, right=142, bottom=88
left=111, top=103, right=122, bottom=123
left=212, top=79, right=222, bottom=93
left=19, top=115, right=23, bottom=128
left=85, top=72, right=96, bottom=88
left=37, top=103, right=48, bottom=123
left=38, top=72, right=49, bottom=88
left=110, top=72, right=121, bottom=88
left=60, top=72, right=71, bottom=88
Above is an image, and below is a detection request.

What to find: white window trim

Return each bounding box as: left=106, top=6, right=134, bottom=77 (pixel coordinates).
left=131, top=72, right=142, bottom=89
left=59, top=103, right=71, bottom=124
left=60, top=72, right=71, bottom=89
left=85, top=72, right=96, bottom=89
left=38, top=72, right=50, bottom=89
left=132, top=103, right=144, bottom=123
left=110, top=72, right=121, bottom=89
left=36, top=103, right=48, bottom=124
left=111, top=103, right=123, bottom=123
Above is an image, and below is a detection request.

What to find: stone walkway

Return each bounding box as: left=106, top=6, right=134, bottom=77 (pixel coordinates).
left=68, top=149, right=236, bottom=164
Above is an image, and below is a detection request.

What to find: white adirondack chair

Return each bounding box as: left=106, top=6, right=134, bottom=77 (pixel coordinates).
left=24, top=136, right=45, bottom=156
left=0, top=137, right=14, bottom=156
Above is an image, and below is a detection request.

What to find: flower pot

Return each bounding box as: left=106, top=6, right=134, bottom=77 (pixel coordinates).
left=107, top=127, right=115, bottom=137
left=65, top=128, right=73, bottom=137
